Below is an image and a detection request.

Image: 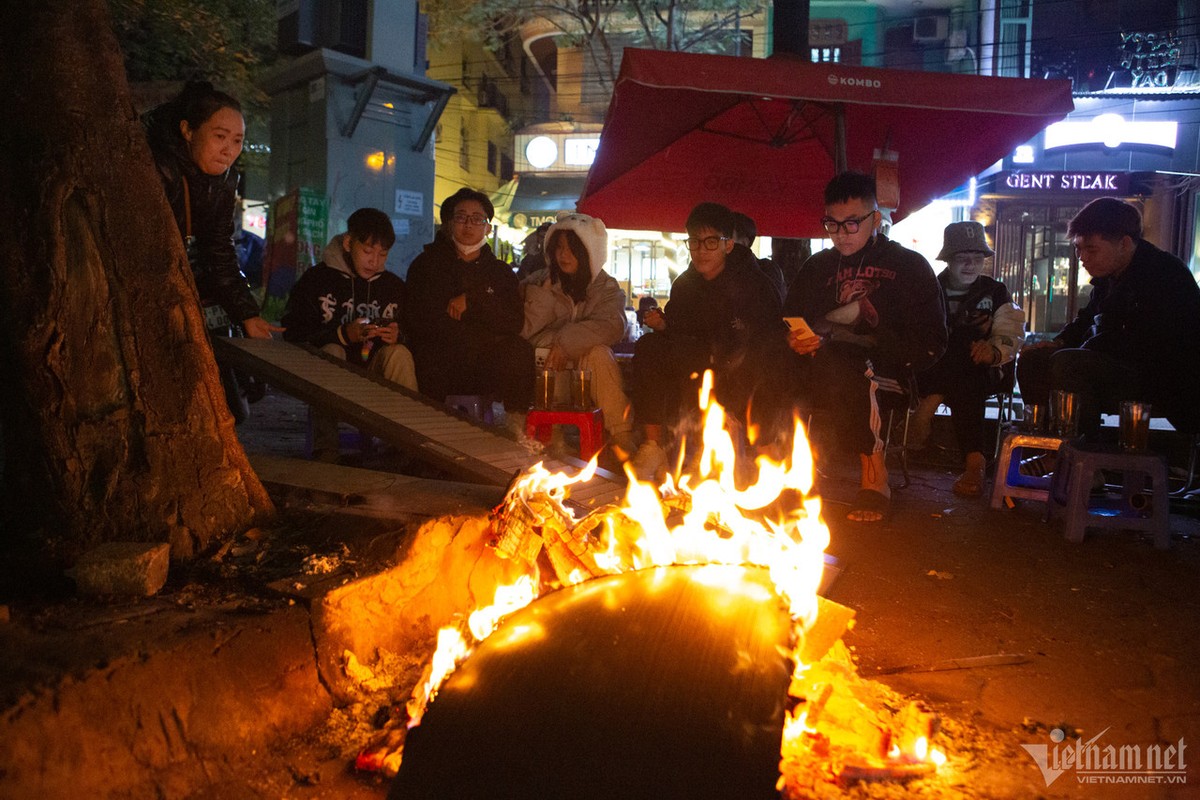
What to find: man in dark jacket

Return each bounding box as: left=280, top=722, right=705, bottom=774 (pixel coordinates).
left=405, top=188, right=534, bottom=423
left=1016, top=197, right=1200, bottom=438
left=781, top=172, right=947, bottom=522
left=282, top=208, right=415, bottom=461
left=629, top=202, right=783, bottom=480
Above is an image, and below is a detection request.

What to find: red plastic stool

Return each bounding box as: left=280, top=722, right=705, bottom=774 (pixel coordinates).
left=525, top=408, right=605, bottom=460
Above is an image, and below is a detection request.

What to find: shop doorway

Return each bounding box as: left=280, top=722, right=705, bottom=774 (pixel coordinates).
left=995, top=203, right=1084, bottom=337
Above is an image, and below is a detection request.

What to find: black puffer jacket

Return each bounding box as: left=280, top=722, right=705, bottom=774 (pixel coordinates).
left=144, top=105, right=260, bottom=324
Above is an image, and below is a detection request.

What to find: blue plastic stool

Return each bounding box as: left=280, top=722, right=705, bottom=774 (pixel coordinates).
left=445, top=395, right=495, bottom=424
left=990, top=432, right=1069, bottom=509
left=303, top=406, right=372, bottom=459
left=1045, top=441, right=1170, bottom=549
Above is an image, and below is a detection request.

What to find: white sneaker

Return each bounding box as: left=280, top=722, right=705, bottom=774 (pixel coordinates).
left=630, top=441, right=669, bottom=483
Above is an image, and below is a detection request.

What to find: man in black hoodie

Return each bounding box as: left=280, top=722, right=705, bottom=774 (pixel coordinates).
left=781, top=172, right=947, bottom=522
left=404, top=188, right=534, bottom=427
left=628, top=202, right=783, bottom=481
left=282, top=208, right=415, bottom=461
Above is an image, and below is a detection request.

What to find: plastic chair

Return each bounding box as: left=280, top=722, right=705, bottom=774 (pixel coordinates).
left=1044, top=440, right=1170, bottom=549
left=525, top=408, right=605, bottom=460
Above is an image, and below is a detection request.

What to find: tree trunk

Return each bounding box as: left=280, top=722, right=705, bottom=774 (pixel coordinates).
left=0, top=0, right=273, bottom=560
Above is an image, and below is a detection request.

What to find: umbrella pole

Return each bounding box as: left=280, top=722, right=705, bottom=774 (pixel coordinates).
left=835, top=106, right=847, bottom=173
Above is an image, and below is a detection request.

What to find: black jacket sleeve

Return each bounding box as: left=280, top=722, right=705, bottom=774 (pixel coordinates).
left=874, top=256, right=947, bottom=374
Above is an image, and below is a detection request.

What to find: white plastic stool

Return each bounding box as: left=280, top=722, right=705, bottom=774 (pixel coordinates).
left=1045, top=441, right=1170, bottom=549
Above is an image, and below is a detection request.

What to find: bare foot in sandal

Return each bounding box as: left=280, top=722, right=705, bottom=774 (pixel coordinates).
left=952, top=451, right=987, bottom=497
left=848, top=452, right=891, bottom=522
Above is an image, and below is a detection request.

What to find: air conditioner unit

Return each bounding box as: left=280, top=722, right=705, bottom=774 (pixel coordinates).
left=913, top=15, right=949, bottom=43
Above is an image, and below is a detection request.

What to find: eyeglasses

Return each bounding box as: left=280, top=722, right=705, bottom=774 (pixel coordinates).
left=685, top=235, right=729, bottom=251
left=452, top=214, right=489, bottom=227
left=820, top=210, right=877, bottom=235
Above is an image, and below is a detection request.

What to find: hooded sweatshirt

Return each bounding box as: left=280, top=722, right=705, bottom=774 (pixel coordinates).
left=520, top=213, right=628, bottom=358
left=785, top=233, right=947, bottom=376
left=405, top=230, right=522, bottom=332
left=281, top=234, right=407, bottom=360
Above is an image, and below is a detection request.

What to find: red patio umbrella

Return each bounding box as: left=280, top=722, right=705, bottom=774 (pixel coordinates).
left=577, top=49, right=1074, bottom=237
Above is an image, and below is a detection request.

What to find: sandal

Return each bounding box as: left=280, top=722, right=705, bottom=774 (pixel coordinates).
left=953, top=453, right=988, bottom=497
left=847, top=488, right=891, bottom=523
left=952, top=470, right=985, bottom=497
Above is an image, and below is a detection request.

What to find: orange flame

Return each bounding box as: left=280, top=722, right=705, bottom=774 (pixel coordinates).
left=403, top=370, right=944, bottom=779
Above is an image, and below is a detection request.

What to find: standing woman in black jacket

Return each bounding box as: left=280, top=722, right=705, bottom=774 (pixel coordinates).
left=145, top=82, right=279, bottom=419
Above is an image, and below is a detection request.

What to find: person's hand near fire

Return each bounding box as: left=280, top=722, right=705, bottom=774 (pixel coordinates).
left=642, top=305, right=666, bottom=332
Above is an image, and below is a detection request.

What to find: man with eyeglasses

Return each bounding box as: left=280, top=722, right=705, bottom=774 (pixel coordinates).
left=628, top=202, right=782, bottom=481
left=405, top=187, right=534, bottom=431
left=780, top=172, right=946, bottom=523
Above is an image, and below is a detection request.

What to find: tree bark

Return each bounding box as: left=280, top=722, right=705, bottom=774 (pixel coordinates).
left=0, top=0, right=273, bottom=559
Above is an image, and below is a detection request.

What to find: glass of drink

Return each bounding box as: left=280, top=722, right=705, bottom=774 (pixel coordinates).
left=1050, top=390, right=1079, bottom=437
left=1118, top=401, right=1152, bottom=451
left=570, top=369, right=593, bottom=409
left=534, top=369, right=556, bottom=410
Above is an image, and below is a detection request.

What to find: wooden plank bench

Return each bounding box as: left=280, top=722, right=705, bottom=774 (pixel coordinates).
left=213, top=337, right=625, bottom=510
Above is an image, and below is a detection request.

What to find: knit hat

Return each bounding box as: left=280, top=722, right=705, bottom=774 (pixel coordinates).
left=545, top=212, right=608, bottom=278
left=937, top=220, right=994, bottom=261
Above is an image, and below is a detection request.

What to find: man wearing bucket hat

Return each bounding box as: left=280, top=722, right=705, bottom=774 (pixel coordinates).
left=909, top=221, right=1025, bottom=497
left=1016, top=197, right=1200, bottom=440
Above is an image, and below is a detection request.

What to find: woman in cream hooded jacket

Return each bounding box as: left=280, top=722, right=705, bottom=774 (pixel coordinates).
left=520, top=213, right=635, bottom=453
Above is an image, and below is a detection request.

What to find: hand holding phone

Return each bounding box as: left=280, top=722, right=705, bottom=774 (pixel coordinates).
left=783, top=316, right=815, bottom=338
left=784, top=316, right=822, bottom=356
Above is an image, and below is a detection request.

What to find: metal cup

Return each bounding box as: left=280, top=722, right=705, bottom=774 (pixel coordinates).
left=1022, top=403, right=1044, bottom=433
left=1118, top=401, right=1152, bottom=451
left=1049, top=389, right=1079, bottom=437
left=570, top=369, right=593, bottom=409
left=534, top=369, right=556, bottom=410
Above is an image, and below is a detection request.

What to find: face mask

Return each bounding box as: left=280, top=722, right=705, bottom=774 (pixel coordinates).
left=454, top=237, right=486, bottom=258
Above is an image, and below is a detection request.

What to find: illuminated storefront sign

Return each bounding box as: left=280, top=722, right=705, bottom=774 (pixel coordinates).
left=1001, top=171, right=1130, bottom=193
left=515, top=132, right=602, bottom=172
left=1044, top=113, right=1177, bottom=152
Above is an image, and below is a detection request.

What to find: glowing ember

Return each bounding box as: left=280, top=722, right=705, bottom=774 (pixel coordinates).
left=390, top=370, right=946, bottom=788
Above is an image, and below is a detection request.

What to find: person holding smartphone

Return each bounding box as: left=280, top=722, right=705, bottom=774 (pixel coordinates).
left=282, top=208, right=414, bottom=462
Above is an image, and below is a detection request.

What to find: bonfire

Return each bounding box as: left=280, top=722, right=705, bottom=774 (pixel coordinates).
left=359, top=371, right=947, bottom=792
